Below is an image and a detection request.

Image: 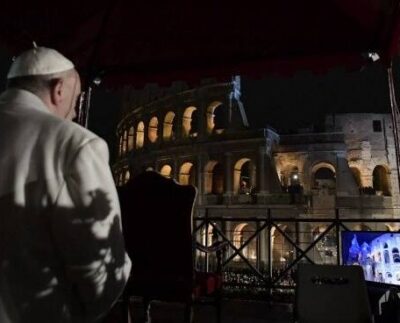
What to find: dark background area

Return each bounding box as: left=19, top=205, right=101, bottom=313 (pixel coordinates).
left=0, top=46, right=399, bottom=163
left=242, top=61, right=394, bottom=133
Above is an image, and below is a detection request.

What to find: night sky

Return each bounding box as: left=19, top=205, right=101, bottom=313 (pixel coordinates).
left=242, top=61, right=395, bottom=133
left=0, top=44, right=399, bottom=162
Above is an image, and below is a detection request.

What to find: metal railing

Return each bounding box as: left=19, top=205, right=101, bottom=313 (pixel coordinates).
left=194, top=207, right=400, bottom=293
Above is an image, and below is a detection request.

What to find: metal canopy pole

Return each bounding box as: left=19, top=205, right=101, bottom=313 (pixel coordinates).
left=77, top=3, right=115, bottom=129
left=77, top=84, right=93, bottom=128
left=387, top=63, right=400, bottom=193
left=81, top=85, right=93, bottom=129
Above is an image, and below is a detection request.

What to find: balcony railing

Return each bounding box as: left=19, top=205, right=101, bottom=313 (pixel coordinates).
left=194, top=207, right=400, bottom=295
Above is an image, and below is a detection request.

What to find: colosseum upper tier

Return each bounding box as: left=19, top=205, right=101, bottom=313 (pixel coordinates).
left=114, top=77, right=400, bottom=237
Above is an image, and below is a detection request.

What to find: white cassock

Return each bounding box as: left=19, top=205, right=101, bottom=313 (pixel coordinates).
left=0, top=89, right=131, bottom=322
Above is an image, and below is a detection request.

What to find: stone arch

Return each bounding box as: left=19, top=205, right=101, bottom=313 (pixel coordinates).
left=348, top=223, right=388, bottom=231
left=234, top=158, right=253, bottom=194
left=201, top=224, right=215, bottom=247
left=179, top=162, right=196, bottom=186
left=204, top=161, right=218, bottom=194
left=385, top=223, right=400, bottom=231
left=311, top=162, right=336, bottom=189
left=182, top=106, right=198, bottom=138
left=148, top=116, right=159, bottom=143
left=350, top=166, right=362, bottom=188
left=190, top=110, right=199, bottom=137
left=204, top=161, right=224, bottom=194
left=163, top=111, right=176, bottom=141
left=136, top=121, right=145, bottom=148
left=352, top=223, right=372, bottom=231
left=160, top=164, right=172, bottom=178
left=119, top=129, right=129, bottom=155
left=233, top=223, right=257, bottom=261
left=271, top=224, right=295, bottom=268
left=206, top=101, right=225, bottom=134
left=118, top=171, right=124, bottom=186
left=372, top=165, right=391, bottom=196
left=127, top=126, right=135, bottom=151
left=118, top=133, right=123, bottom=156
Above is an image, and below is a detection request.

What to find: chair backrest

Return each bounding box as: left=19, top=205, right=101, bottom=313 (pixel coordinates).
left=295, top=264, right=372, bottom=323
left=118, top=171, right=197, bottom=301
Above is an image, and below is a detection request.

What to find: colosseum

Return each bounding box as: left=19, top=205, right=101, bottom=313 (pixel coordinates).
left=113, top=76, right=400, bottom=275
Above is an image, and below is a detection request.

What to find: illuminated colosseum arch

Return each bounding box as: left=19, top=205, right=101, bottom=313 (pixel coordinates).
left=160, top=164, right=173, bottom=178
left=271, top=224, right=295, bottom=268
left=311, top=162, right=336, bottom=189
left=136, top=121, right=145, bottom=148
left=190, top=110, right=199, bottom=137
left=373, top=165, right=391, bottom=196
left=118, top=172, right=123, bottom=186
left=118, top=134, right=123, bottom=156
left=204, top=161, right=224, bottom=194
left=352, top=223, right=372, bottom=231
left=351, top=223, right=390, bottom=232
left=148, top=116, right=159, bottom=143
left=182, top=106, right=198, bottom=138
left=350, top=166, right=362, bottom=188
left=233, top=223, right=257, bottom=261
left=233, top=158, right=253, bottom=194
left=206, top=101, right=225, bottom=134
left=127, top=126, right=134, bottom=151
left=119, top=129, right=129, bottom=156
left=201, top=225, right=215, bottom=247
left=163, top=111, right=175, bottom=141
left=385, top=223, right=400, bottom=231
left=179, top=162, right=195, bottom=186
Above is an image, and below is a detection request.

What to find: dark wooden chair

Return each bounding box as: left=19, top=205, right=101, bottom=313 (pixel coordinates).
left=118, top=171, right=225, bottom=323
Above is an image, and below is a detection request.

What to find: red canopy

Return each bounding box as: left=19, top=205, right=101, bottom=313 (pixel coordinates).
left=0, top=0, right=399, bottom=87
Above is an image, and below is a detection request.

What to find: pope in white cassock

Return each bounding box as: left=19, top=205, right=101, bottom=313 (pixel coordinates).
left=0, top=47, right=131, bottom=322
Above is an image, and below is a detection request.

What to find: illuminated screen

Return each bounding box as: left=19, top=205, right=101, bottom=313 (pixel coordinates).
left=341, top=231, right=400, bottom=286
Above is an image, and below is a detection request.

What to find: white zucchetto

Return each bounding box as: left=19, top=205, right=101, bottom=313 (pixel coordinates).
left=7, top=47, right=74, bottom=79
